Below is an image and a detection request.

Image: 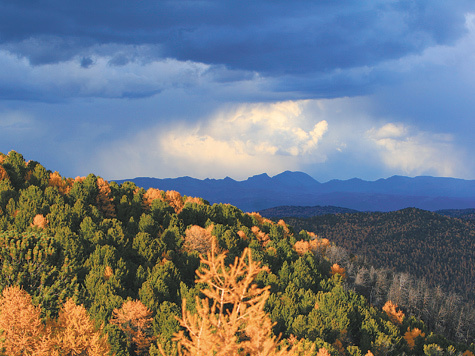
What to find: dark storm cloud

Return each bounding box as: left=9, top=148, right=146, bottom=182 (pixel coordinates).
left=1, top=0, right=473, bottom=76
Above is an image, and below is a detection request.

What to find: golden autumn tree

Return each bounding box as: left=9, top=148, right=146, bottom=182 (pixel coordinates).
left=165, top=190, right=184, bottom=213
left=183, top=224, right=215, bottom=254
left=143, top=188, right=164, bottom=209
left=237, top=230, right=247, bottom=240
left=49, top=171, right=73, bottom=195
left=247, top=212, right=273, bottom=226
left=110, top=300, right=155, bottom=355
left=183, top=196, right=203, bottom=206
left=159, top=242, right=313, bottom=356
left=382, top=300, right=405, bottom=325
left=31, top=213, right=48, bottom=229
left=251, top=225, right=270, bottom=246
left=0, top=286, right=46, bottom=355
left=294, top=235, right=330, bottom=257
left=294, top=240, right=311, bottom=256
left=316, top=348, right=331, bottom=356
left=96, top=177, right=116, bottom=218
left=277, top=219, right=290, bottom=233
left=0, top=165, right=9, bottom=181
left=404, top=327, right=425, bottom=350
left=52, top=299, right=111, bottom=355
left=0, top=286, right=110, bottom=356
left=331, top=263, right=346, bottom=279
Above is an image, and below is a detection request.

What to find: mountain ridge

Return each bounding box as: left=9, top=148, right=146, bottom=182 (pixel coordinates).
left=115, top=171, right=475, bottom=212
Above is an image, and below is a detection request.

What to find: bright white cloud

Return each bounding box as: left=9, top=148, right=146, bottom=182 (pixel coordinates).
left=91, top=96, right=473, bottom=181
left=367, top=123, right=465, bottom=177
left=95, top=101, right=329, bottom=179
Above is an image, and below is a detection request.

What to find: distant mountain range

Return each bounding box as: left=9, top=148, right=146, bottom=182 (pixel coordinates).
left=115, top=171, right=475, bottom=212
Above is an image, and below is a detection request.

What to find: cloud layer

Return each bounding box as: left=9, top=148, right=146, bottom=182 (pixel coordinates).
left=1, top=1, right=475, bottom=181
left=90, top=99, right=469, bottom=181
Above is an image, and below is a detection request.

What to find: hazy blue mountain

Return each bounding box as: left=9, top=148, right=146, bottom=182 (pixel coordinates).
left=114, top=171, right=475, bottom=212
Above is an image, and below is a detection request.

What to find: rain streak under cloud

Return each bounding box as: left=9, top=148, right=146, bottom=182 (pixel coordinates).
left=1, top=1, right=475, bottom=181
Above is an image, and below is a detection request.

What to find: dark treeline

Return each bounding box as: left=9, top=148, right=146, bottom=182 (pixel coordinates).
left=322, top=243, right=475, bottom=345
left=1, top=150, right=474, bottom=355
left=284, top=209, right=475, bottom=301
left=437, top=209, right=475, bottom=220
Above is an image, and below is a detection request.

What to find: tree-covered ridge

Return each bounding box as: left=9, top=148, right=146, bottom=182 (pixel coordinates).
left=0, top=150, right=474, bottom=355
left=436, top=209, right=475, bottom=221
left=283, top=208, right=475, bottom=301
left=259, top=206, right=359, bottom=219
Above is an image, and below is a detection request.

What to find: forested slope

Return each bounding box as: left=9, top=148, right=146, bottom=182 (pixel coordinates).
left=0, top=151, right=474, bottom=355
left=284, top=209, right=475, bottom=301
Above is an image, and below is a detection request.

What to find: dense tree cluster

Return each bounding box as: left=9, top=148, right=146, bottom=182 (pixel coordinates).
left=0, top=150, right=474, bottom=355
left=285, top=209, right=475, bottom=300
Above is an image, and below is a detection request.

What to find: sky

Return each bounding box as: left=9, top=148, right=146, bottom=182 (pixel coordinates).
left=1, top=1, right=475, bottom=182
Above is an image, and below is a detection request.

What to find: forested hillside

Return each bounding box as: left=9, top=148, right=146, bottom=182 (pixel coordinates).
left=437, top=209, right=475, bottom=220
left=0, top=151, right=474, bottom=355
left=259, top=205, right=359, bottom=218
left=284, top=209, right=475, bottom=301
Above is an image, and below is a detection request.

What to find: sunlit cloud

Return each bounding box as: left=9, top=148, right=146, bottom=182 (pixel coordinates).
left=95, top=101, right=329, bottom=179
left=367, top=123, right=465, bottom=177
left=91, top=96, right=473, bottom=182
left=2, top=4, right=475, bottom=181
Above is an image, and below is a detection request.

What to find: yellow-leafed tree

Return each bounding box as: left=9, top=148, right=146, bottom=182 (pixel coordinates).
left=183, top=224, right=214, bottom=254
left=0, top=286, right=45, bottom=355
left=110, top=299, right=155, bottom=355
left=52, top=298, right=111, bottom=355
left=382, top=300, right=404, bottom=325
left=404, top=327, right=425, bottom=350
left=159, top=242, right=313, bottom=356
left=0, top=286, right=110, bottom=356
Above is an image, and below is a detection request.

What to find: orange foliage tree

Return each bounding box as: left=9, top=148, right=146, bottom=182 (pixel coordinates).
left=0, top=286, right=46, bottom=355
left=294, top=235, right=330, bottom=257
left=382, top=300, right=405, bottom=325
left=0, top=165, right=9, bottom=181
left=158, top=242, right=313, bottom=356
left=52, top=298, right=111, bottom=355
left=143, top=188, right=164, bottom=209
left=183, top=224, right=215, bottom=254
left=31, top=214, right=48, bottom=229
left=251, top=225, right=270, bottom=246
left=165, top=190, right=184, bottom=213
left=0, top=286, right=110, bottom=356
left=294, top=240, right=312, bottom=256
left=49, top=171, right=73, bottom=195
left=331, top=263, right=346, bottom=279
left=316, top=348, right=331, bottom=356
left=96, top=177, right=116, bottom=218
left=110, top=300, right=155, bottom=355
left=247, top=212, right=273, bottom=225
left=183, top=196, right=203, bottom=206
left=404, top=327, right=425, bottom=350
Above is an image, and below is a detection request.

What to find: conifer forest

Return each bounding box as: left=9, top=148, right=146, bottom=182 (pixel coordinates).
left=0, top=150, right=474, bottom=355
